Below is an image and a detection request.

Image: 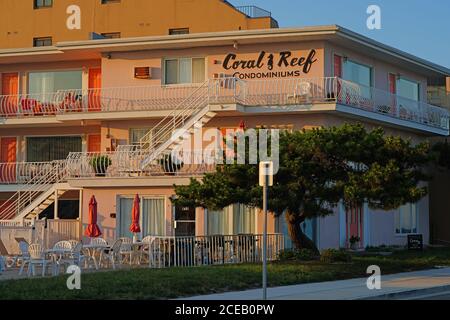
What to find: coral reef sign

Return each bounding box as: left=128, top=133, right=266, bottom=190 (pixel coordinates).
left=221, top=49, right=318, bottom=79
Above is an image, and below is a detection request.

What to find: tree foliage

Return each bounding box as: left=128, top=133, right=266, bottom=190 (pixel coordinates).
left=174, top=124, right=431, bottom=252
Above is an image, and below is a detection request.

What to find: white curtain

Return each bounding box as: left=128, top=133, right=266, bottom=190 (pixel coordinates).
left=179, top=58, right=192, bottom=84
left=142, top=198, right=165, bottom=236
left=207, top=204, right=257, bottom=235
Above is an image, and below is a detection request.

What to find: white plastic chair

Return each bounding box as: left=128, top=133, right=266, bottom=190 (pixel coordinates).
left=88, top=238, right=108, bottom=268
left=28, top=244, right=53, bottom=277
left=18, top=241, right=31, bottom=276
left=101, top=239, right=123, bottom=269
left=119, top=237, right=133, bottom=264
left=141, top=236, right=155, bottom=264
left=67, top=240, right=80, bottom=249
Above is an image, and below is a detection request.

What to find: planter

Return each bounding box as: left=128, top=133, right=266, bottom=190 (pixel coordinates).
left=89, top=155, right=112, bottom=177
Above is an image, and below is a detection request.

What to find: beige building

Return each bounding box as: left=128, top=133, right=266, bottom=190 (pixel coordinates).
left=0, top=0, right=277, bottom=49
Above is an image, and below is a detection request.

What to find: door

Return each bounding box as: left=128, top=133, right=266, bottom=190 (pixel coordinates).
left=87, top=134, right=101, bottom=153
left=174, top=206, right=196, bottom=237
left=346, top=206, right=363, bottom=249
left=0, top=137, right=17, bottom=183
left=88, top=68, right=102, bottom=111
left=1, top=73, right=19, bottom=116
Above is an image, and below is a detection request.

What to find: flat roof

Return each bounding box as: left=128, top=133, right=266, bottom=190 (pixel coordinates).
left=0, top=25, right=449, bottom=77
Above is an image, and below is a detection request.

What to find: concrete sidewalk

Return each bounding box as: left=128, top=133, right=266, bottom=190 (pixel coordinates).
left=181, top=267, right=450, bottom=300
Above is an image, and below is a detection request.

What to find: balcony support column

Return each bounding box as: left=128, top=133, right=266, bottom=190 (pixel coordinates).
left=54, top=189, right=59, bottom=220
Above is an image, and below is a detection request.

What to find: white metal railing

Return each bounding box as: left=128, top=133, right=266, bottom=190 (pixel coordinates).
left=66, top=149, right=216, bottom=179
left=243, top=77, right=449, bottom=130
left=336, top=79, right=449, bottom=130
left=0, top=161, right=58, bottom=184
left=243, top=77, right=337, bottom=106
left=1, top=77, right=447, bottom=131
left=0, top=85, right=201, bottom=117
left=0, top=160, right=67, bottom=220
left=145, top=234, right=284, bottom=268
left=139, top=78, right=246, bottom=156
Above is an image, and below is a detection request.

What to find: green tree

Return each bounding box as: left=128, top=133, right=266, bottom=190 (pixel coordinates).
left=174, top=124, right=431, bottom=253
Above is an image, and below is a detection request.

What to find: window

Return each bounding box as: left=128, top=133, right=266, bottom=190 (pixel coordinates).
left=207, top=204, right=257, bottom=235
left=28, top=70, right=82, bottom=100
left=129, top=128, right=151, bottom=145
left=395, top=204, right=418, bottom=235
left=343, top=60, right=372, bottom=98
left=33, top=37, right=52, bottom=47
left=26, top=136, right=82, bottom=162
left=101, top=0, right=121, bottom=4
left=169, top=28, right=190, bottom=35
left=142, top=198, right=165, bottom=236
left=101, top=32, right=121, bottom=39
left=34, top=0, right=52, bottom=9
left=396, top=78, right=420, bottom=101
left=118, top=196, right=165, bottom=238
left=164, top=57, right=205, bottom=85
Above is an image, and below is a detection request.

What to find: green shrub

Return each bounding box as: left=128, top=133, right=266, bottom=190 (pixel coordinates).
left=89, top=155, right=112, bottom=176
left=278, top=248, right=317, bottom=261
left=320, top=249, right=352, bottom=263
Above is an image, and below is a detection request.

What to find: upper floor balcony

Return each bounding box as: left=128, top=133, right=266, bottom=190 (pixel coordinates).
left=0, top=77, right=448, bottom=135
left=235, top=6, right=272, bottom=18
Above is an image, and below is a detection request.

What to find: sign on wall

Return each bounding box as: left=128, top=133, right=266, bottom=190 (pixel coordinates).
left=220, top=49, right=318, bottom=79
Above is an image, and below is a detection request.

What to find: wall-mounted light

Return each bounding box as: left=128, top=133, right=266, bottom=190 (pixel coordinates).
left=233, top=41, right=239, bottom=50
left=213, top=59, right=222, bottom=65
left=343, top=56, right=348, bottom=62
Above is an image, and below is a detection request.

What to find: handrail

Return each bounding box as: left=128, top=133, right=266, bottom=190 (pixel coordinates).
left=0, top=161, right=57, bottom=184
left=0, top=160, right=67, bottom=220
left=65, top=149, right=216, bottom=178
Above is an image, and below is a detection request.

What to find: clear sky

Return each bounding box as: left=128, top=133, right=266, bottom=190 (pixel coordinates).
left=230, top=0, right=450, bottom=69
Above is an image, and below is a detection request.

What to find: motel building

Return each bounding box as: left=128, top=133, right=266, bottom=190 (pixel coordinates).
left=0, top=1, right=449, bottom=255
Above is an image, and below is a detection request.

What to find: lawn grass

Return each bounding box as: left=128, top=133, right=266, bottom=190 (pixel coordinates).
left=1, top=247, right=450, bottom=300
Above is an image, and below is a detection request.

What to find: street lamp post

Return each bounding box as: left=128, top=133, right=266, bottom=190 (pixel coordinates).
left=259, top=161, right=273, bottom=301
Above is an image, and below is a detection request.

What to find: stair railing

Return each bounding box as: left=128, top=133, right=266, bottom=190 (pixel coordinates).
left=0, top=160, right=67, bottom=220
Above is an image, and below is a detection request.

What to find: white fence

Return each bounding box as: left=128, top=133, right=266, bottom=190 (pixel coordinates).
left=146, top=234, right=284, bottom=268
left=0, top=219, right=80, bottom=255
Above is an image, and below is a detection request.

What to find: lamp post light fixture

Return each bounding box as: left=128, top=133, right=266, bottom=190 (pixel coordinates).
left=259, top=161, right=274, bottom=300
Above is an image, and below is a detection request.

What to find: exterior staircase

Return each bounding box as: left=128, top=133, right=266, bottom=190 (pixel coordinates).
left=0, top=160, right=68, bottom=221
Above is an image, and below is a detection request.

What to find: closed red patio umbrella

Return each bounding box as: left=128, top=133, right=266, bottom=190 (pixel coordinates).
left=85, top=195, right=102, bottom=238
left=129, top=194, right=141, bottom=234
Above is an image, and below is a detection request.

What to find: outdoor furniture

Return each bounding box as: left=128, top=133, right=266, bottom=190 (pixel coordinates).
left=119, top=237, right=133, bottom=264
left=100, top=239, right=122, bottom=269
left=66, top=242, right=89, bottom=268
left=67, top=240, right=80, bottom=249
left=84, top=238, right=109, bottom=269
left=48, top=241, right=73, bottom=275
left=28, top=244, right=54, bottom=277
left=17, top=241, right=31, bottom=275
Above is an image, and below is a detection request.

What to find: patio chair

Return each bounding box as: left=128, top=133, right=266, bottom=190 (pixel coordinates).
left=66, top=242, right=89, bottom=268
left=28, top=244, right=54, bottom=277
left=89, top=238, right=108, bottom=267
left=101, top=239, right=122, bottom=269
left=141, top=236, right=156, bottom=264
left=67, top=240, right=80, bottom=249
left=17, top=241, right=31, bottom=276
left=52, top=241, right=73, bottom=272
left=119, top=237, right=133, bottom=264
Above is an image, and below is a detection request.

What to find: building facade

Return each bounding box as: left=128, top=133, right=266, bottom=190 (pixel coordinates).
left=0, top=7, right=449, bottom=250
left=0, top=0, right=277, bottom=49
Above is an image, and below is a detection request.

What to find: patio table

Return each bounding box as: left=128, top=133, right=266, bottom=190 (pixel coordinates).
left=83, top=244, right=110, bottom=270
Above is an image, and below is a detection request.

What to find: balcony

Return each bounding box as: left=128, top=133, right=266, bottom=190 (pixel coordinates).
left=0, top=77, right=448, bottom=134
left=235, top=5, right=272, bottom=18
